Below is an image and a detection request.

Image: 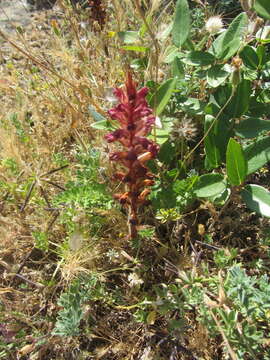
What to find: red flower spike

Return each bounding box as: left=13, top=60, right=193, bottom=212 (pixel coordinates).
left=105, top=72, right=159, bottom=239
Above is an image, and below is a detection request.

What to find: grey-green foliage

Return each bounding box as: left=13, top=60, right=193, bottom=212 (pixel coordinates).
left=54, top=148, right=112, bottom=210
left=180, top=265, right=270, bottom=359
left=133, top=283, right=186, bottom=332
left=53, top=281, right=85, bottom=337
left=53, top=274, right=108, bottom=337
left=225, top=266, right=270, bottom=320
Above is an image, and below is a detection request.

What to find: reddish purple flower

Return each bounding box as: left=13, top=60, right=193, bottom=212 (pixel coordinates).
left=105, top=72, right=159, bottom=239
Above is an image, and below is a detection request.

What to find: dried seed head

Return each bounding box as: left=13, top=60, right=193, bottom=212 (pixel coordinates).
left=205, top=16, right=224, bottom=35
left=170, top=117, right=197, bottom=141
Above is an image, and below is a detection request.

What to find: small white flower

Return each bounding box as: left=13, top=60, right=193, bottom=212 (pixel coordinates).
left=128, top=272, right=143, bottom=287
left=205, top=16, right=224, bottom=35
left=80, top=21, right=88, bottom=30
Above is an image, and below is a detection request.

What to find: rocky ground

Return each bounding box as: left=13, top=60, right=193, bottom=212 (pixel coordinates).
left=0, top=0, right=34, bottom=32
left=0, top=0, right=63, bottom=67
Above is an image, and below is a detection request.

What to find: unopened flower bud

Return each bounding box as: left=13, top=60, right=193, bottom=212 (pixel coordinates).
left=231, top=69, right=242, bottom=87
left=231, top=57, right=242, bottom=87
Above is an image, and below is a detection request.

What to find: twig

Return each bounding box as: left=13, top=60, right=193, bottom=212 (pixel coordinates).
left=39, top=186, right=51, bottom=208
left=15, top=248, right=35, bottom=276
left=12, top=273, right=44, bottom=289
left=42, top=180, right=66, bottom=191
left=41, top=164, right=68, bottom=177
left=46, top=211, right=60, bottom=232
left=195, top=240, right=220, bottom=250
left=44, top=207, right=61, bottom=212
left=20, top=180, right=37, bottom=212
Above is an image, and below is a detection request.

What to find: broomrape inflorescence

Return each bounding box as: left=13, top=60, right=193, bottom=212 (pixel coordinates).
left=88, top=0, right=107, bottom=30
left=105, top=73, right=159, bottom=239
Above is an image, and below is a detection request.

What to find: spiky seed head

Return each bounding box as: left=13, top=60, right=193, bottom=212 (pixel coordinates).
left=170, top=117, right=197, bottom=141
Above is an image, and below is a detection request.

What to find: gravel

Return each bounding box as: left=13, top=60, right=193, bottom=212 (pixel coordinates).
left=0, top=0, right=36, bottom=32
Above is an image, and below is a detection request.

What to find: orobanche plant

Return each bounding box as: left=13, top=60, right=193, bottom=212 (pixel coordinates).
left=105, top=72, right=159, bottom=238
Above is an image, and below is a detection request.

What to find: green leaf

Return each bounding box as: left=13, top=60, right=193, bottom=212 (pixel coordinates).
left=158, top=139, right=176, bottom=165
left=90, top=120, right=114, bottom=130
left=150, top=117, right=173, bottom=145
left=163, top=45, right=182, bottom=63
left=210, top=13, right=248, bottom=60
left=240, top=45, right=259, bottom=69
left=210, top=188, right=231, bottom=206
left=204, top=103, right=234, bottom=162
left=149, top=78, right=177, bottom=116
left=244, top=136, right=270, bottom=174
left=194, top=173, right=226, bottom=198
left=254, top=0, right=270, bottom=20
left=235, top=117, right=270, bottom=138
left=213, top=85, right=232, bottom=109
left=226, top=80, right=252, bottom=118
left=221, top=13, right=248, bottom=53
left=207, top=64, right=230, bottom=87
left=260, top=88, right=270, bottom=103
left=215, top=116, right=233, bottom=160
left=156, top=22, right=173, bottom=40
left=226, top=138, right=247, bottom=186
left=172, top=0, right=190, bottom=47
left=241, top=184, right=270, bottom=217
left=171, top=57, right=185, bottom=78
left=118, top=31, right=139, bottom=44
left=183, top=51, right=215, bottom=66
left=153, top=129, right=171, bottom=145
left=257, top=45, right=267, bottom=67
left=181, top=97, right=205, bottom=115
left=121, top=46, right=148, bottom=52
left=249, top=97, right=270, bottom=117
left=131, top=57, right=148, bottom=70
left=204, top=115, right=221, bottom=168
